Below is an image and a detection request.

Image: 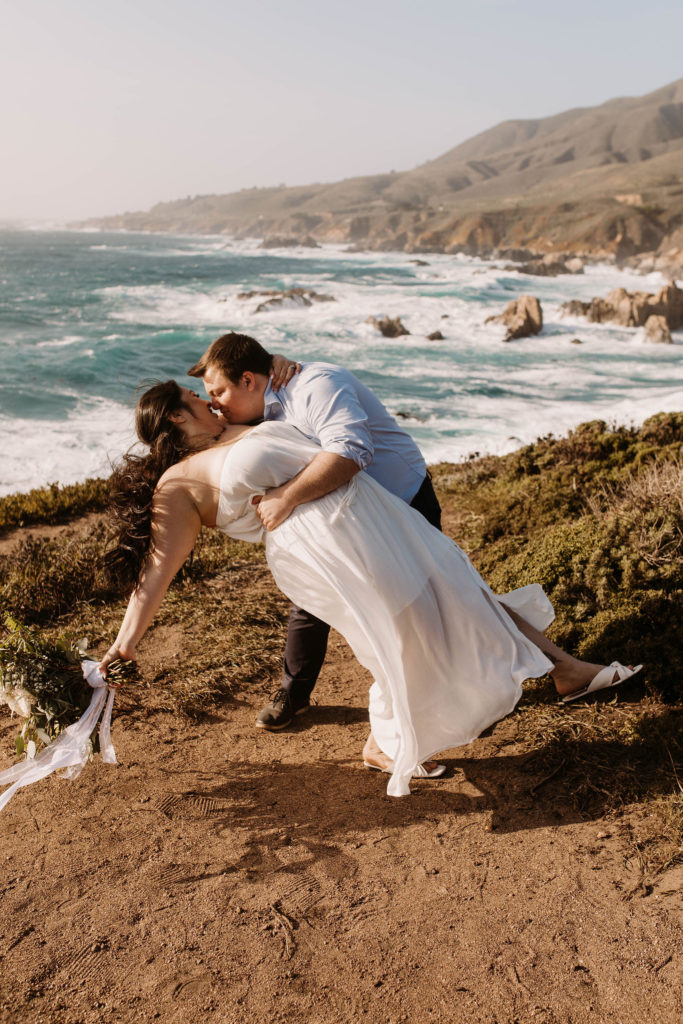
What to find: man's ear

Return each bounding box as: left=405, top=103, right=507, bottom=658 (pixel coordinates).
left=241, top=371, right=256, bottom=391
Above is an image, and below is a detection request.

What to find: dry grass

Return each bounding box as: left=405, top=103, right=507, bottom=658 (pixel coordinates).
left=0, top=522, right=118, bottom=624
left=585, top=456, right=683, bottom=568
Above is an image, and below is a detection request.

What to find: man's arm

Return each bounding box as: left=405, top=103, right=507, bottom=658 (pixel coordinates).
left=254, top=452, right=359, bottom=531
left=256, top=367, right=373, bottom=530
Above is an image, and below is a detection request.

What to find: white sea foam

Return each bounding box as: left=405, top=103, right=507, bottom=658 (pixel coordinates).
left=0, top=399, right=136, bottom=497
left=413, top=384, right=683, bottom=464
left=35, top=335, right=84, bottom=349
left=4, top=237, right=682, bottom=494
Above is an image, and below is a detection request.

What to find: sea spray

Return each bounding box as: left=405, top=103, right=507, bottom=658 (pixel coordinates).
left=0, top=228, right=681, bottom=495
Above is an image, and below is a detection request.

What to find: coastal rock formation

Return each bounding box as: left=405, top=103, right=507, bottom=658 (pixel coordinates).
left=644, top=315, right=673, bottom=344
left=511, top=255, right=584, bottom=277
left=485, top=295, right=543, bottom=342
left=365, top=315, right=411, bottom=338
left=259, top=235, right=320, bottom=249
left=427, top=330, right=445, bottom=340
left=237, top=287, right=335, bottom=312
left=495, top=248, right=536, bottom=262
left=628, top=243, right=683, bottom=280
left=561, top=281, right=683, bottom=330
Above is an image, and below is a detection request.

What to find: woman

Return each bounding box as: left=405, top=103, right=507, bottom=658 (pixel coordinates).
left=101, top=381, right=641, bottom=796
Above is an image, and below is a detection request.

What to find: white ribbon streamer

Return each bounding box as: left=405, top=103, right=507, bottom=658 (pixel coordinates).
left=0, top=659, right=117, bottom=812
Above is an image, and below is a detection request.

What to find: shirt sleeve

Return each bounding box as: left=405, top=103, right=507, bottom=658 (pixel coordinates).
left=297, top=369, right=375, bottom=469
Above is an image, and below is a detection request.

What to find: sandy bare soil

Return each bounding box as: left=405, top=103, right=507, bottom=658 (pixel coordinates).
left=1, top=625, right=681, bottom=1024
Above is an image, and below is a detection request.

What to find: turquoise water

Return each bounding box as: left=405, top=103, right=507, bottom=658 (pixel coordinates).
left=0, top=229, right=681, bottom=495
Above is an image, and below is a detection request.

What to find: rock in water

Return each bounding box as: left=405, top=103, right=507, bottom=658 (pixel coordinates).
left=259, top=235, right=320, bottom=249
left=485, top=295, right=543, bottom=342
left=237, top=287, right=335, bottom=312
left=560, top=281, right=683, bottom=330
left=365, top=316, right=411, bottom=338
left=515, top=259, right=569, bottom=277
left=427, top=330, right=445, bottom=340
left=644, top=315, right=673, bottom=344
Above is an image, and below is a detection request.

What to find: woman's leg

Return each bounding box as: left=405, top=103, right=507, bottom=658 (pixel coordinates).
left=500, top=604, right=624, bottom=697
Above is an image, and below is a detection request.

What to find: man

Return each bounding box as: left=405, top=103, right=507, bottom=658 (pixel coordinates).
left=188, top=332, right=442, bottom=730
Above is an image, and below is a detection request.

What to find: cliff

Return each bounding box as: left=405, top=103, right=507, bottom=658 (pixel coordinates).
left=80, top=78, right=683, bottom=270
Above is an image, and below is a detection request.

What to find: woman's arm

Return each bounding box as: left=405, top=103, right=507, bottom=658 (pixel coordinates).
left=99, top=481, right=202, bottom=675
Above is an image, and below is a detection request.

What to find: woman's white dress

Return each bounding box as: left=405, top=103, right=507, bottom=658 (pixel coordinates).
left=216, top=422, right=554, bottom=797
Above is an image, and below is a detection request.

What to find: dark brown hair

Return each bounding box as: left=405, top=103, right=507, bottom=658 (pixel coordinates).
left=187, top=332, right=272, bottom=383
left=106, top=380, right=194, bottom=591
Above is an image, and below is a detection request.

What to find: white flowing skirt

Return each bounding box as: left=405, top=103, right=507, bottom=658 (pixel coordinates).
left=265, top=474, right=554, bottom=796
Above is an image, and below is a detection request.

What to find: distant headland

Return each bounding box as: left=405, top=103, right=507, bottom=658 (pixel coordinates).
left=78, top=78, right=683, bottom=277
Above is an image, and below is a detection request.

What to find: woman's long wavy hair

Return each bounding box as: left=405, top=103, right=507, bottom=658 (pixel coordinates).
left=106, top=380, right=195, bottom=591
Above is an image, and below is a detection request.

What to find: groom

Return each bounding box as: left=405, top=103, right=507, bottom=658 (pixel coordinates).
left=188, top=332, right=442, bottom=729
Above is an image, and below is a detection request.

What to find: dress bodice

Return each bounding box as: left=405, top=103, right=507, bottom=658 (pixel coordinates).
left=215, top=421, right=322, bottom=542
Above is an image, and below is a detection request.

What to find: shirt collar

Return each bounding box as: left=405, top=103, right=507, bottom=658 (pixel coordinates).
left=263, top=379, right=282, bottom=418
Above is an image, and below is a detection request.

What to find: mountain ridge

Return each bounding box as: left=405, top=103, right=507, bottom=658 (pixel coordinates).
left=80, top=78, right=683, bottom=269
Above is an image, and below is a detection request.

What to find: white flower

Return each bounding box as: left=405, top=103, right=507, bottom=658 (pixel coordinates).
left=0, top=684, right=33, bottom=718
left=26, top=740, right=37, bottom=760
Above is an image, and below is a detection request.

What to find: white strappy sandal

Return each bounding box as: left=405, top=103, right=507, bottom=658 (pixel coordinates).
left=363, top=760, right=447, bottom=779
left=561, top=662, right=643, bottom=703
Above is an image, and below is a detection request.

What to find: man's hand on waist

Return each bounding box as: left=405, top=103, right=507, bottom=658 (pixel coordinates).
left=252, top=485, right=298, bottom=531
left=253, top=452, right=360, bottom=531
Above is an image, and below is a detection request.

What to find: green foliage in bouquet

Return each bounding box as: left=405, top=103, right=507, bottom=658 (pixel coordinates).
left=0, top=617, right=135, bottom=759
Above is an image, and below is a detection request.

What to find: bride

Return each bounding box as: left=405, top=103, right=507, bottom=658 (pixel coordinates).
left=100, top=380, right=641, bottom=796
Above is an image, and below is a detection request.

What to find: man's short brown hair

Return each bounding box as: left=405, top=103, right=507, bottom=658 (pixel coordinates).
left=187, top=333, right=273, bottom=384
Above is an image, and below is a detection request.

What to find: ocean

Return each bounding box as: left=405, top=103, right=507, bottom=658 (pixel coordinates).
left=0, top=228, right=681, bottom=497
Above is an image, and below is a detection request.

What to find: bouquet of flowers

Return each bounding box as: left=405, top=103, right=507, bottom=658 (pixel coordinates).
left=0, top=618, right=133, bottom=810
left=1, top=617, right=94, bottom=757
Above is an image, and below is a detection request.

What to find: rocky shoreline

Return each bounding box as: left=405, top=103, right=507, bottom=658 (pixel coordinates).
left=77, top=203, right=683, bottom=281
left=76, top=77, right=683, bottom=280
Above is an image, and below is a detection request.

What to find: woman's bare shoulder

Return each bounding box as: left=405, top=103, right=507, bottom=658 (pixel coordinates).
left=156, top=427, right=255, bottom=494
left=154, top=452, right=217, bottom=505
left=158, top=449, right=207, bottom=484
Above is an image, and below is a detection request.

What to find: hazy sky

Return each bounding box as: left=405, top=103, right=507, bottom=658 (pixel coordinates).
left=3, top=0, right=682, bottom=222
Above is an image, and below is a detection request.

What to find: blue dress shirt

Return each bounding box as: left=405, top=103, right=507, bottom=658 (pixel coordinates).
left=263, top=362, right=426, bottom=503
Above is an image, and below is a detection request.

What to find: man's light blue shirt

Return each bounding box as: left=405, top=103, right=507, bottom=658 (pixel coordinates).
left=263, top=361, right=426, bottom=503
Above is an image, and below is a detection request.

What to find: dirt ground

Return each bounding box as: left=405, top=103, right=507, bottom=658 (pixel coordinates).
left=1, top=621, right=681, bottom=1024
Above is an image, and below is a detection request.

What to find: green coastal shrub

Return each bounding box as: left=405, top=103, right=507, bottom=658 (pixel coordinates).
left=433, top=413, right=683, bottom=701
left=435, top=413, right=683, bottom=547
left=0, top=522, right=119, bottom=624
left=0, top=477, right=109, bottom=533
left=0, top=516, right=265, bottom=628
